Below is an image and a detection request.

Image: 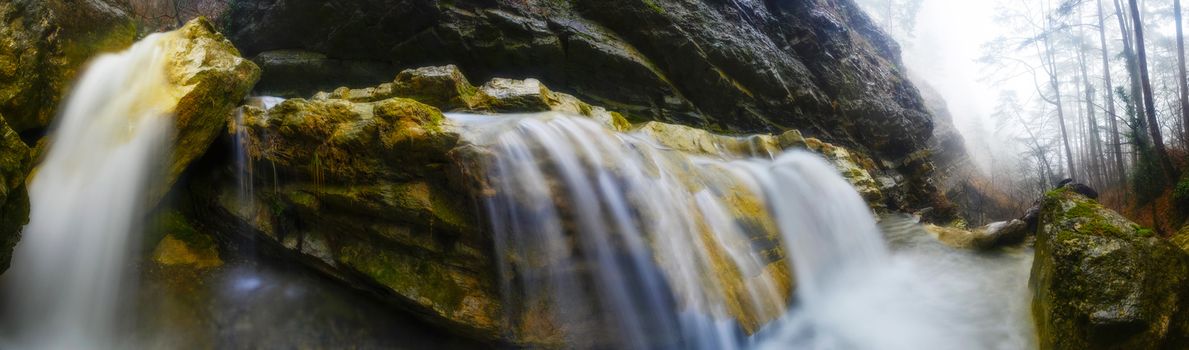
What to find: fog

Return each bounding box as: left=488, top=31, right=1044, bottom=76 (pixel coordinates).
left=901, top=0, right=1030, bottom=174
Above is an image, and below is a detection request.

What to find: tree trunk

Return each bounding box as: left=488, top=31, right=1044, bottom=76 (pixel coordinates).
left=1042, top=30, right=1078, bottom=179
left=1116, top=0, right=1149, bottom=146
left=1130, top=0, right=1180, bottom=180
left=1099, top=0, right=1127, bottom=186
left=1076, top=8, right=1107, bottom=189
left=1176, top=0, right=1189, bottom=150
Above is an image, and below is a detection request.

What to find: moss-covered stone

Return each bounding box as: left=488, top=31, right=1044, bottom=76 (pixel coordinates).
left=391, top=65, right=486, bottom=110
left=335, top=239, right=499, bottom=334
left=1031, top=186, right=1189, bottom=349
left=152, top=234, right=222, bottom=269
left=208, top=86, right=511, bottom=342
left=632, top=120, right=884, bottom=205
left=0, top=0, right=137, bottom=132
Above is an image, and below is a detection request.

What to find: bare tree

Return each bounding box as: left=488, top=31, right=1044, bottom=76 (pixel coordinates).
left=1129, top=0, right=1180, bottom=180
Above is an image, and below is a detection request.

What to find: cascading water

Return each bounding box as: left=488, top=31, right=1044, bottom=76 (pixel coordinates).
left=451, top=112, right=1035, bottom=349
left=0, top=34, right=174, bottom=349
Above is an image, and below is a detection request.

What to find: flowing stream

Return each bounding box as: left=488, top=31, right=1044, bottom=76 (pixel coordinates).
left=452, top=112, right=1036, bottom=349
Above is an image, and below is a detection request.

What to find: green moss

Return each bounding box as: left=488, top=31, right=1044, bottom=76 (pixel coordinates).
left=1067, top=201, right=1097, bottom=220
left=1079, top=219, right=1125, bottom=237
left=641, top=0, right=666, bottom=14
left=337, top=241, right=466, bottom=313
left=145, top=211, right=217, bottom=254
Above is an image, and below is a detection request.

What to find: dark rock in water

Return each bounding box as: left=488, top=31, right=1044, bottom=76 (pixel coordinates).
left=1022, top=200, right=1042, bottom=232
left=972, top=219, right=1029, bottom=249
left=0, top=0, right=137, bottom=132
left=1031, top=187, right=1189, bottom=349
left=216, top=0, right=954, bottom=213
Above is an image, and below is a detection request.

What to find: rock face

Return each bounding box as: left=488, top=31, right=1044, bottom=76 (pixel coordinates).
left=918, top=79, right=1018, bottom=225
left=1031, top=186, right=1189, bottom=349
left=216, top=0, right=951, bottom=213
left=0, top=0, right=137, bottom=133
left=0, top=115, right=30, bottom=271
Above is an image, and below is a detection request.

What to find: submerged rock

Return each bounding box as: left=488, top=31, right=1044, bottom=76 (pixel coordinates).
left=0, top=0, right=137, bottom=133
left=1031, top=186, right=1189, bottom=349
left=925, top=219, right=1029, bottom=250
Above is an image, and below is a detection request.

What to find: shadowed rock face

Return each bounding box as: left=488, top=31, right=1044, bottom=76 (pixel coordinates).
left=218, top=0, right=932, bottom=163
left=1031, top=186, right=1189, bottom=349
left=0, top=115, right=30, bottom=271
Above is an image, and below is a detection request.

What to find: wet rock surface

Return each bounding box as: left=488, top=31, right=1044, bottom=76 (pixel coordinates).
left=216, top=0, right=949, bottom=212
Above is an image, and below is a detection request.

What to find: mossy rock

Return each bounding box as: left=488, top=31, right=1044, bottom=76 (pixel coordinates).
left=1031, top=186, right=1189, bottom=349
left=0, top=0, right=137, bottom=132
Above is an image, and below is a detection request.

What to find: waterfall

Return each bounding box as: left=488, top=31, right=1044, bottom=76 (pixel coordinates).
left=452, top=112, right=1035, bottom=349
left=0, top=34, right=174, bottom=349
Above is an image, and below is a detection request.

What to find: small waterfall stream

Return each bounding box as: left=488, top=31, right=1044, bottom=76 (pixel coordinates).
left=0, top=35, right=174, bottom=349
left=452, top=112, right=1036, bottom=349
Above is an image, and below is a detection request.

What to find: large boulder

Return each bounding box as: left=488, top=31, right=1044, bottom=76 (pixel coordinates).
left=215, top=0, right=954, bottom=214
left=192, top=93, right=506, bottom=341
left=1031, top=186, right=1189, bottom=349
left=155, top=17, right=262, bottom=201
left=0, top=115, right=30, bottom=271
left=186, top=68, right=679, bottom=345
left=182, top=67, right=936, bottom=346
left=0, top=0, right=137, bottom=133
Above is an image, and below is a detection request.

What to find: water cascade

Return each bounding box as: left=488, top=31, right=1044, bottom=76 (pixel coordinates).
left=0, top=8, right=1048, bottom=350
left=452, top=112, right=1035, bottom=349
left=0, top=34, right=175, bottom=349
